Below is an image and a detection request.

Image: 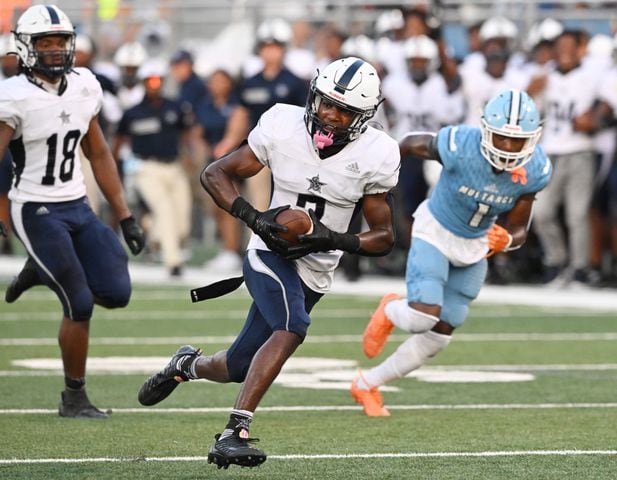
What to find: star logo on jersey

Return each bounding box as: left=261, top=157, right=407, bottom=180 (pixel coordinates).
left=58, top=110, right=71, bottom=125
left=307, top=175, right=327, bottom=193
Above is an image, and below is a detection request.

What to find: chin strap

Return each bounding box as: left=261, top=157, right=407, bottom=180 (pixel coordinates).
left=313, top=130, right=334, bottom=150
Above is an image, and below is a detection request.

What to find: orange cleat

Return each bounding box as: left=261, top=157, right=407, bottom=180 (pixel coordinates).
left=363, top=293, right=400, bottom=358
left=350, top=376, right=390, bottom=417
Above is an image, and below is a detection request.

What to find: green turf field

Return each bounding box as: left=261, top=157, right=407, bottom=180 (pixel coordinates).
left=0, top=283, right=616, bottom=479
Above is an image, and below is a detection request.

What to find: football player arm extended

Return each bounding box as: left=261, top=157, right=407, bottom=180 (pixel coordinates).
left=357, top=191, right=395, bottom=256
left=398, top=132, right=441, bottom=162
left=81, top=116, right=131, bottom=221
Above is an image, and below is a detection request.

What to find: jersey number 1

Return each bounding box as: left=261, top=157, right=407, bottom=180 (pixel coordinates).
left=42, top=130, right=80, bottom=186
left=469, top=202, right=490, bottom=227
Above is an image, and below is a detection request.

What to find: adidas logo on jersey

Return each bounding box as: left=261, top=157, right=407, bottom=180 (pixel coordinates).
left=35, top=206, right=50, bottom=216
left=484, top=183, right=499, bottom=193
left=345, top=162, right=360, bottom=174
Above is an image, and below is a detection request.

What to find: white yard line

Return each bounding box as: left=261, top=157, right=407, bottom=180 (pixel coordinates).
left=1, top=402, right=617, bottom=415
left=1, top=332, right=617, bottom=346
left=0, top=449, right=615, bottom=465
left=2, top=362, right=617, bottom=378
left=2, top=309, right=615, bottom=322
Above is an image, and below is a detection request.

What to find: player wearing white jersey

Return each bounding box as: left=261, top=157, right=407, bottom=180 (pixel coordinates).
left=0, top=5, right=144, bottom=418
left=138, top=57, right=400, bottom=468
left=532, top=30, right=601, bottom=286
left=351, top=89, right=552, bottom=416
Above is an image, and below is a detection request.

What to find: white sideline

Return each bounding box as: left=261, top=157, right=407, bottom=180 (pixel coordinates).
left=1, top=402, right=617, bottom=415
left=1, top=450, right=616, bottom=465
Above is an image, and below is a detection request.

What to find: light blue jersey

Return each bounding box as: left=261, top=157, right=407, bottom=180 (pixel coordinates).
left=429, top=125, right=552, bottom=238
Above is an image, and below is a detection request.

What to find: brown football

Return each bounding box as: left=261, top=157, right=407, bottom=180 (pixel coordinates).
left=275, top=208, right=313, bottom=245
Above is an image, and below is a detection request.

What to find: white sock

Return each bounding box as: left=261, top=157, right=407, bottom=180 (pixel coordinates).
left=363, top=330, right=451, bottom=387
left=385, top=299, right=439, bottom=333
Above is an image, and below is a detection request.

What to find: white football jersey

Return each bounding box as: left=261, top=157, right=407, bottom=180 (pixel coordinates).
left=461, top=66, right=529, bottom=127
left=598, top=67, right=617, bottom=112
left=382, top=72, right=464, bottom=140
left=540, top=65, right=600, bottom=155
left=0, top=68, right=102, bottom=203
left=247, top=104, right=400, bottom=292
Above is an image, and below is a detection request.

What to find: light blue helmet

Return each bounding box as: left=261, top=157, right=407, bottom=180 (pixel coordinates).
left=480, top=89, right=542, bottom=171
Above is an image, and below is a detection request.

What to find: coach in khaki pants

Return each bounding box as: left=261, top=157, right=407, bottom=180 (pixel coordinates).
left=113, top=60, right=198, bottom=276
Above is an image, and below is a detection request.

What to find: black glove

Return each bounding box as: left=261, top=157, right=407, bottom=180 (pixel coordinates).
left=285, top=209, right=360, bottom=260
left=120, top=216, right=146, bottom=255
left=231, top=197, right=292, bottom=255
left=0, top=220, right=7, bottom=238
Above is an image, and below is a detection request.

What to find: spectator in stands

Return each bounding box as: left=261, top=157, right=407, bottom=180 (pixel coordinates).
left=114, top=41, right=147, bottom=110
left=532, top=30, right=601, bottom=287
left=215, top=18, right=308, bottom=212
left=574, top=34, right=617, bottom=284
left=459, top=17, right=529, bottom=127
left=169, top=48, right=209, bottom=112
left=112, top=61, right=199, bottom=277
left=196, top=69, right=244, bottom=272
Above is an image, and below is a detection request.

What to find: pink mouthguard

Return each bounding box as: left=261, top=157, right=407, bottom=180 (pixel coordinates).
left=313, top=130, right=334, bottom=149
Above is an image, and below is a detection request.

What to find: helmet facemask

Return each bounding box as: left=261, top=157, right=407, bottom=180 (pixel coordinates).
left=304, top=57, right=381, bottom=150
left=305, top=86, right=377, bottom=148
left=480, top=89, right=543, bottom=172
left=25, top=33, right=75, bottom=79
left=480, top=121, right=542, bottom=171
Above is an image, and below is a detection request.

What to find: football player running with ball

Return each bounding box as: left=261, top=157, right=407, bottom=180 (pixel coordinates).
left=351, top=89, right=553, bottom=416
left=138, top=57, right=400, bottom=468
left=0, top=5, right=144, bottom=418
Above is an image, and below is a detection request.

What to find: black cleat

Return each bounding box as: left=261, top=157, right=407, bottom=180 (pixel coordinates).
left=207, top=433, right=267, bottom=469
left=5, top=256, right=42, bottom=303
left=138, top=345, right=202, bottom=406
left=58, top=389, right=110, bottom=419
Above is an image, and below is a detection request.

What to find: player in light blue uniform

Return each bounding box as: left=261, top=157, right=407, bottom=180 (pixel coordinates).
left=351, top=89, right=553, bottom=416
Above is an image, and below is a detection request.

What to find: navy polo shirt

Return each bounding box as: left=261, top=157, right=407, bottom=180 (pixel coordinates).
left=179, top=72, right=209, bottom=110
left=194, top=95, right=239, bottom=148
left=239, top=68, right=308, bottom=128
left=117, top=98, right=194, bottom=161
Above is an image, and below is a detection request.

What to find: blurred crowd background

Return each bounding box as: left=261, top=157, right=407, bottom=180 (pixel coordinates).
left=2, top=0, right=617, bottom=289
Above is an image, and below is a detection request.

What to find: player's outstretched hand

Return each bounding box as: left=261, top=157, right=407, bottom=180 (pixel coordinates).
left=0, top=220, right=7, bottom=238
left=285, top=210, right=360, bottom=260
left=120, top=216, right=146, bottom=255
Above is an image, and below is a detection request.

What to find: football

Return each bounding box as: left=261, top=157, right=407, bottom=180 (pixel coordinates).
left=275, top=208, right=313, bottom=245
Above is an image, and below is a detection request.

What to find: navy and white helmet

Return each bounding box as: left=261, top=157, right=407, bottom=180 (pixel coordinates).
left=13, top=4, right=75, bottom=79
left=480, top=89, right=542, bottom=171
left=305, top=57, right=381, bottom=147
